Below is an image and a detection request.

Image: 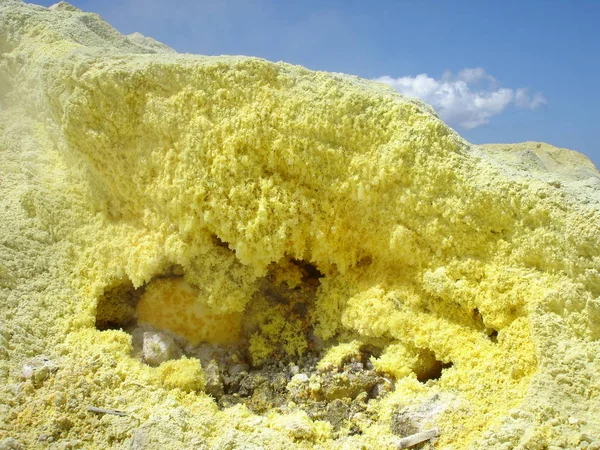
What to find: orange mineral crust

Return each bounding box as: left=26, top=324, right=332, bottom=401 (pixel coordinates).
left=136, top=278, right=242, bottom=345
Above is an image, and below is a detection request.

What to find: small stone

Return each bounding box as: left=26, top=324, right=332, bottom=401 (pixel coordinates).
left=142, top=331, right=181, bottom=366
left=203, top=361, right=223, bottom=399
left=580, top=433, right=593, bottom=443
left=369, top=378, right=394, bottom=399
left=20, top=356, right=58, bottom=388
left=354, top=391, right=369, bottom=404
left=320, top=371, right=380, bottom=401
left=309, top=381, right=321, bottom=393
left=278, top=413, right=315, bottom=439
left=248, top=382, right=275, bottom=413
left=286, top=373, right=312, bottom=399
left=272, top=373, right=288, bottom=392
left=292, top=373, right=309, bottom=383
left=347, top=361, right=364, bottom=372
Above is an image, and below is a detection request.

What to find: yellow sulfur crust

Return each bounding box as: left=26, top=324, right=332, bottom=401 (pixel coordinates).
left=1, top=1, right=600, bottom=449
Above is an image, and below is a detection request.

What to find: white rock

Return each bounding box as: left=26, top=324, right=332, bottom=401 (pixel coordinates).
left=142, top=331, right=181, bottom=366
left=20, top=356, right=57, bottom=388
left=291, top=373, right=309, bottom=383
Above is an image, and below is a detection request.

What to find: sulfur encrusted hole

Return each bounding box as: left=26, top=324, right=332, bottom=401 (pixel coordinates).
left=291, top=259, right=324, bottom=285
left=93, top=257, right=394, bottom=435
left=415, top=351, right=453, bottom=383
left=95, top=278, right=145, bottom=330
left=356, top=255, right=373, bottom=267
left=212, top=234, right=231, bottom=250
left=472, top=308, right=486, bottom=331
left=472, top=308, right=500, bottom=343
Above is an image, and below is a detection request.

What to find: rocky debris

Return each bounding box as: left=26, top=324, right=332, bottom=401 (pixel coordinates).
left=126, top=324, right=394, bottom=433
left=318, top=370, right=381, bottom=401
left=370, top=378, right=395, bottom=399
left=211, top=351, right=390, bottom=435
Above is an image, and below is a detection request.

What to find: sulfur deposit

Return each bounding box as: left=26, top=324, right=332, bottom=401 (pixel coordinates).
left=1, top=1, right=600, bottom=448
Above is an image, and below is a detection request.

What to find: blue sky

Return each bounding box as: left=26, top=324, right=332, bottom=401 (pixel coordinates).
left=36, top=0, right=600, bottom=167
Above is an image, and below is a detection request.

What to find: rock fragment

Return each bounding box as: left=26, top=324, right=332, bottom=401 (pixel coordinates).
left=20, top=356, right=58, bottom=388
left=142, top=331, right=181, bottom=367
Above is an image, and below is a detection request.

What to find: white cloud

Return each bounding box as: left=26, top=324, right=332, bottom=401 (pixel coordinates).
left=455, top=67, right=489, bottom=83
left=515, top=88, right=547, bottom=109
left=375, top=68, right=546, bottom=129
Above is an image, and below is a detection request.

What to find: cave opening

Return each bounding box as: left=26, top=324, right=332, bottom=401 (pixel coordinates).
left=416, top=355, right=453, bottom=383
left=93, top=253, right=453, bottom=433
left=95, top=279, right=144, bottom=331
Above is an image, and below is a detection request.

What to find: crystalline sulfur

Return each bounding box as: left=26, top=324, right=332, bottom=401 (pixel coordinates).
left=1, top=1, right=600, bottom=449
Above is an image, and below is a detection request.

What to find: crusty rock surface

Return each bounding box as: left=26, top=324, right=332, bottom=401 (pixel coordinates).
left=1, top=1, right=600, bottom=448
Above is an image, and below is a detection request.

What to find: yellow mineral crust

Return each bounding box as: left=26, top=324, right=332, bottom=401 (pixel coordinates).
left=1, top=1, right=600, bottom=449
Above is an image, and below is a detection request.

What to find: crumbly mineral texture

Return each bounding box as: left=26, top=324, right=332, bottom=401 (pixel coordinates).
left=1, top=1, right=600, bottom=449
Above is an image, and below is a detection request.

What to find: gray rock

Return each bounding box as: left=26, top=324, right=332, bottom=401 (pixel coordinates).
left=204, top=361, right=224, bottom=399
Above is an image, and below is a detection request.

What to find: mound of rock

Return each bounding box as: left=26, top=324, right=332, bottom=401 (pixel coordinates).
left=1, top=1, right=600, bottom=448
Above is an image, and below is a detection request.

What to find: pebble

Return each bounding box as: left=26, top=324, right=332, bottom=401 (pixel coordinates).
left=204, top=361, right=224, bottom=398
left=142, top=331, right=181, bottom=366
left=347, top=361, right=364, bottom=372
left=292, top=373, right=309, bottom=383
left=370, top=378, right=394, bottom=399
left=288, top=365, right=300, bottom=377
left=20, top=356, right=58, bottom=388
